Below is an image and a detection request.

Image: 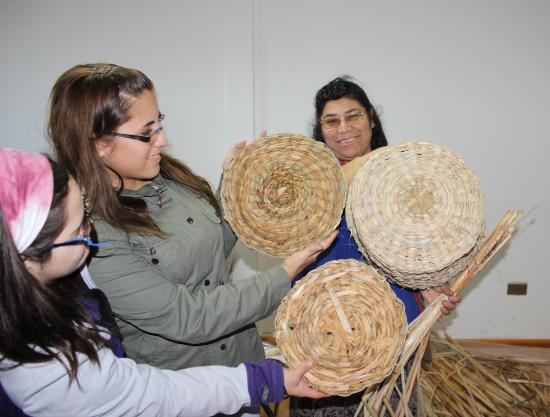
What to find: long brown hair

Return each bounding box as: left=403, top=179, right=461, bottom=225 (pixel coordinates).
left=48, top=63, right=220, bottom=238
left=0, top=159, right=105, bottom=381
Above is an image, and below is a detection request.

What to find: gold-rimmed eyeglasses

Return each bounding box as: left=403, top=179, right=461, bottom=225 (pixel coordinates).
left=320, top=110, right=366, bottom=131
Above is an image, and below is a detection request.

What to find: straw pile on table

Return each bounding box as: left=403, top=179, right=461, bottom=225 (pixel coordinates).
left=346, top=141, right=485, bottom=289
left=275, top=259, right=407, bottom=396
left=421, top=333, right=550, bottom=417
left=221, top=133, right=346, bottom=257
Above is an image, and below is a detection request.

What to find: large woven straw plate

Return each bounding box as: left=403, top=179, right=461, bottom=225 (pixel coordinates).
left=221, top=133, right=346, bottom=257
left=275, top=259, right=407, bottom=396
left=347, top=141, right=485, bottom=289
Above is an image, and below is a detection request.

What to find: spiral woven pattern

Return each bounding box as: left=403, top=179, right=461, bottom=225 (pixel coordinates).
left=275, top=259, right=407, bottom=396
left=347, top=141, right=485, bottom=289
left=221, top=133, right=346, bottom=257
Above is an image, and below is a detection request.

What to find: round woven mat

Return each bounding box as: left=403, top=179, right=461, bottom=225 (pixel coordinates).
left=346, top=141, right=485, bottom=289
left=221, top=133, right=346, bottom=257
left=275, top=259, right=407, bottom=396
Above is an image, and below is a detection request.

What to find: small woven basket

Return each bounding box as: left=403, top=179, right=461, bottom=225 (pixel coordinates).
left=347, top=141, right=485, bottom=289
left=275, top=259, right=407, bottom=396
left=221, top=133, right=346, bottom=257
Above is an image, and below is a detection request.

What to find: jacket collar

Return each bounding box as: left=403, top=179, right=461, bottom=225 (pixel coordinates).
left=118, top=175, right=170, bottom=209
left=119, top=175, right=168, bottom=198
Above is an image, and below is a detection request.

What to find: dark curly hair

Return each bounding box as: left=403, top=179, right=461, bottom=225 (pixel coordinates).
left=312, top=76, right=388, bottom=150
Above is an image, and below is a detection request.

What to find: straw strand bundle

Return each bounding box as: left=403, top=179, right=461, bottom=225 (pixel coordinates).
left=347, top=141, right=485, bottom=289
left=356, top=209, right=523, bottom=416
left=275, top=259, right=407, bottom=396
left=421, top=334, right=550, bottom=417
left=221, top=133, right=346, bottom=257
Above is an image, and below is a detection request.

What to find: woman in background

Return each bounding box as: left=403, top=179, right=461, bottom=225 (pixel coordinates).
left=0, top=148, right=326, bottom=417
left=290, top=76, right=461, bottom=417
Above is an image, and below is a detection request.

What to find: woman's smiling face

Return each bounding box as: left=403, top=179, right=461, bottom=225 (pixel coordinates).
left=95, top=89, right=168, bottom=190
left=321, top=97, right=373, bottom=161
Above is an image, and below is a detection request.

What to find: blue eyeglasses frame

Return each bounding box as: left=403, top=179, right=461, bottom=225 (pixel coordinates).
left=48, top=236, right=110, bottom=249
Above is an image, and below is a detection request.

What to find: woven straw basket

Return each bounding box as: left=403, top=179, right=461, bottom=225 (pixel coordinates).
left=346, top=141, right=485, bottom=289
left=275, top=259, right=407, bottom=396
left=221, top=133, right=346, bottom=257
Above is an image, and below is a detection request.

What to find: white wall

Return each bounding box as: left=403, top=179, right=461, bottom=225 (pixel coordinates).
left=0, top=0, right=253, bottom=181
left=1, top=0, right=548, bottom=338
left=253, top=0, right=550, bottom=339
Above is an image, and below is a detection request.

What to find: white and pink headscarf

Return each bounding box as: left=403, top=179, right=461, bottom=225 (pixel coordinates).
left=0, top=148, right=54, bottom=252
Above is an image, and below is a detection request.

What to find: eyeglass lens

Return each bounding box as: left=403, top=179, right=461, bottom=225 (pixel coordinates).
left=321, top=111, right=365, bottom=130
left=111, top=113, right=166, bottom=143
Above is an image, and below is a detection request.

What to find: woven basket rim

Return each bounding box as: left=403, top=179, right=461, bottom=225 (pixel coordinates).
left=221, top=133, right=346, bottom=257
left=346, top=141, right=485, bottom=288
left=275, top=259, right=407, bottom=396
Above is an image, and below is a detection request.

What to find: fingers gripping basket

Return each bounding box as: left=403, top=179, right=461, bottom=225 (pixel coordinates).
left=275, top=259, right=407, bottom=396
left=347, top=141, right=485, bottom=289
left=221, top=133, right=346, bottom=257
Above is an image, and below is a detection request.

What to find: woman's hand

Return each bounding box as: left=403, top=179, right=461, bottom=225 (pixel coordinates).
left=282, top=230, right=337, bottom=279
left=222, top=131, right=268, bottom=171
left=283, top=362, right=327, bottom=399
left=421, top=285, right=461, bottom=317
left=223, top=140, right=247, bottom=170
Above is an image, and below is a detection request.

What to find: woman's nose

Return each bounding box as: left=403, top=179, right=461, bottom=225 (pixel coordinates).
left=337, top=118, right=351, bottom=132
left=152, top=129, right=168, bottom=147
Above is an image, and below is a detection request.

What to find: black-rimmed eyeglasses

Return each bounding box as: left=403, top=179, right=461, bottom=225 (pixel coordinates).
left=109, top=113, right=166, bottom=143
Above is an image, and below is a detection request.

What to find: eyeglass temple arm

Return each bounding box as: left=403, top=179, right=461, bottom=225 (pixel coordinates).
left=51, top=237, right=111, bottom=248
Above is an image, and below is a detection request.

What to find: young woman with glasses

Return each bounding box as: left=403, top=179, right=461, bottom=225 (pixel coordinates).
left=46, top=64, right=336, bottom=401
left=289, top=76, right=462, bottom=417
left=0, top=148, right=326, bottom=417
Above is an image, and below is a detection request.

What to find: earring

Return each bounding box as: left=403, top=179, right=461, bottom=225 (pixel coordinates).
left=81, top=191, right=94, bottom=224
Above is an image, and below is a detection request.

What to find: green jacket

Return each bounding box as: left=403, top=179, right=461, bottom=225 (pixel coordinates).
left=89, top=175, right=290, bottom=370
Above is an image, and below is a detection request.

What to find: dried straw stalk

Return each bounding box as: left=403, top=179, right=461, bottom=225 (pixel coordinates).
left=421, top=334, right=550, bottom=417
left=355, top=209, right=524, bottom=417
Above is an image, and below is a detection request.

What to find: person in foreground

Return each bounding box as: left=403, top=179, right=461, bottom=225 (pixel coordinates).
left=290, top=76, right=461, bottom=417
left=46, top=64, right=336, bottom=382
left=0, top=148, right=326, bottom=417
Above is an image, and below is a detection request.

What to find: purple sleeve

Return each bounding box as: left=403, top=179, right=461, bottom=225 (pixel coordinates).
left=244, top=359, right=286, bottom=405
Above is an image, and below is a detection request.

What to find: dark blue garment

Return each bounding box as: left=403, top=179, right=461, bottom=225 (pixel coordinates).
left=0, top=384, right=30, bottom=417
left=293, top=215, right=423, bottom=323
left=0, top=289, right=125, bottom=417
left=244, top=359, right=285, bottom=406
left=79, top=289, right=126, bottom=358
